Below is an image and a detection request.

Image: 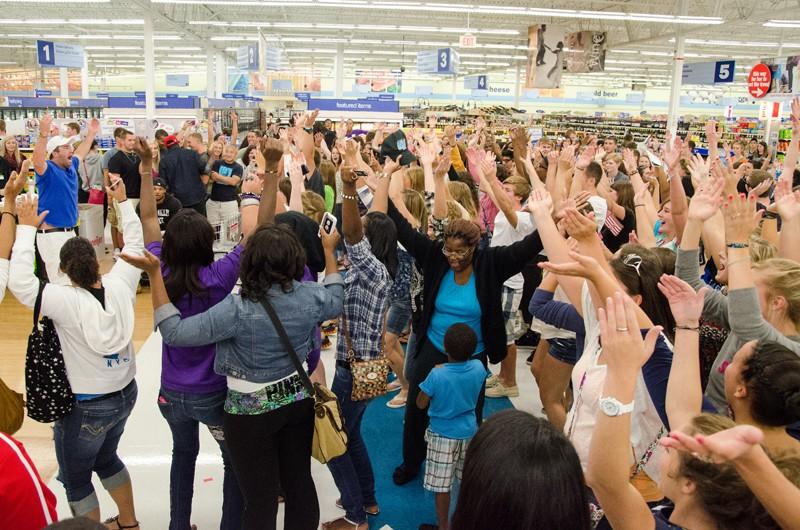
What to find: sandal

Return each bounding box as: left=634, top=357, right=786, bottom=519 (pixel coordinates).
left=322, top=517, right=368, bottom=530
left=386, top=380, right=402, bottom=392
left=104, top=515, right=140, bottom=529
left=386, top=394, right=407, bottom=408
left=335, top=498, right=380, bottom=515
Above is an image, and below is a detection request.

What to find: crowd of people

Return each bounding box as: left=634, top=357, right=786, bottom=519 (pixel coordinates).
left=1, top=97, right=800, bottom=530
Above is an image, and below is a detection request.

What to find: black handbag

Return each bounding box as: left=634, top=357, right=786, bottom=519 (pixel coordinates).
left=25, top=282, right=75, bottom=423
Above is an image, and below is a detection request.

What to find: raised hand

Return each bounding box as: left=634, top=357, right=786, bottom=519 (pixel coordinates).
left=120, top=249, right=161, bottom=275
left=723, top=192, right=761, bottom=244
left=305, top=110, right=319, bottom=128
left=622, top=148, right=637, bottom=175
left=558, top=144, right=576, bottom=171
left=562, top=207, right=597, bottom=241
left=687, top=175, right=724, bottom=221
left=705, top=120, right=719, bottom=146
left=1, top=169, right=27, bottom=200
left=416, top=141, right=436, bottom=166
left=343, top=139, right=360, bottom=166
left=434, top=147, right=452, bottom=178
left=231, top=111, right=238, bottom=123
left=262, top=138, right=284, bottom=170
left=39, top=114, right=53, bottom=136
left=480, top=156, right=497, bottom=181
left=133, top=137, right=153, bottom=166
left=687, top=153, right=710, bottom=185
left=598, top=292, right=662, bottom=374
left=772, top=178, right=800, bottom=221
left=87, top=118, right=100, bottom=136
left=660, top=424, right=764, bottom=464
left=319, top=226, right=341, bottom=252
left=657, top=275, right=707, bottom=327
left=577, top=143, right=596, bottom=169
left=106, top=174, right=128, bottom=203
left=526, top=188, right=554, bottom=218
left=663, top=133, right=683, bottom=172
left=16, top=195, right=48, bottom=227
left=383, top=155, right=403, bottom=176
left=538, top=249, right=600, bottom=279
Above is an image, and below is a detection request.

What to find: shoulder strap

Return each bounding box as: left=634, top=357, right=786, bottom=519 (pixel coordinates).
left=33, top=281, right=45, bottom=326
left=259, top=297, right=314, bottom=395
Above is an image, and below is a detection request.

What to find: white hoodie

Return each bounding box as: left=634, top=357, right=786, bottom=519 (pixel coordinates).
left=9, top=201, right=144, bottom=394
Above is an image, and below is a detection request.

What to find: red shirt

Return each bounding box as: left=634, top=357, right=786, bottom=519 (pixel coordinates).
left=0, top=432, right=58, bottom=529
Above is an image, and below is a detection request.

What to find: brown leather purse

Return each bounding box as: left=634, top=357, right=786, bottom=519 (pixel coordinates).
left=341, top=312, right=390, bottom=401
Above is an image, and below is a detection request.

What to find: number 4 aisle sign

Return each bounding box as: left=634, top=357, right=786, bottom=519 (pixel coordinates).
left=36, top=40, right=85, bottom=68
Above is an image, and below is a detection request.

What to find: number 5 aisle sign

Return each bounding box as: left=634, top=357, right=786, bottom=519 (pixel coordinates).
left=36, top=40, right=85, bottom=68
left=681, top=60, right=735, bottom=85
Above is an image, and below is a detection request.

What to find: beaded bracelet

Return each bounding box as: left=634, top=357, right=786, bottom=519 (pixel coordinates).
left=240, top=192, right=261, bottom=201
left=726, top=242, right=749, bottom=249
left=341, top=193, right=358, bottom=201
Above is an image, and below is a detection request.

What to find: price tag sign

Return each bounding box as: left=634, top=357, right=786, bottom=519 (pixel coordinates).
left=459, top=34, right=477, bottom=48
left=748, top=63, right=772, bottom=99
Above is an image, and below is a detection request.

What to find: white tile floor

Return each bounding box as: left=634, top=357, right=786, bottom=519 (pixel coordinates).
left=48, top=333, right=543, bottom=529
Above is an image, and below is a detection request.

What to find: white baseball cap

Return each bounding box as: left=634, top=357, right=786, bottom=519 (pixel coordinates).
left=46, top=136, right=71, bottom=157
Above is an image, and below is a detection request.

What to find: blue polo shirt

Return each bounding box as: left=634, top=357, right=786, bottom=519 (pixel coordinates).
left=37, top=157, right=79, bottom=228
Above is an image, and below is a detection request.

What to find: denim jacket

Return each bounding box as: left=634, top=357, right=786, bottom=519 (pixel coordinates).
left=154, top=273, right=344, bottom=383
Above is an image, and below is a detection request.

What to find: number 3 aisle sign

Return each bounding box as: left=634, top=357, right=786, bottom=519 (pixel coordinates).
left=36, top=40, right=85, bottom=68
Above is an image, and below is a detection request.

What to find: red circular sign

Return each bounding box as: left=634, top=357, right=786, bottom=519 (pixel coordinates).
left=748, top=63, right=772, bottom=99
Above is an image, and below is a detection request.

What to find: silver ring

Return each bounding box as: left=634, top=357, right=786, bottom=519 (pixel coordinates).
left=616, top=327, right=629, bottom=332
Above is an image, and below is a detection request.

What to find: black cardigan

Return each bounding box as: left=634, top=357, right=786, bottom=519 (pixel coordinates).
left=388, top=202, right=543, bottom=364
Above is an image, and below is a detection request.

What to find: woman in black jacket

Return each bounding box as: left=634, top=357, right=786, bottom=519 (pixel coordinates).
left=386, top=200, right=544, bottom=485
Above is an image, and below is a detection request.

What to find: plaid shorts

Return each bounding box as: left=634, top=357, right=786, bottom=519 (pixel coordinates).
left=501, top=285, right=524, bottom=345
left=424, top=429, right=470, bottom=493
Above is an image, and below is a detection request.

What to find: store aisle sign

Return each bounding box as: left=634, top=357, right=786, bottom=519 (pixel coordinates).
left=237, top=43, right=259, bottom=71
left=307, top=98, right=399, bottom=113
left=464, top=75, right=488, bottom=90
left=166, top=74, right=190, bottom=87
left=459, top=34, right=477, bottom=48
left=36, top=40, right=85, bottom=69
left=748, top=63, right=772, bottom=98
left=682, top=60, right=735, bottom=85
left=263, top=47, right=281, bottom=71
left=295, top=92, right=311, bottom=102
left=417, top=48, right=459, bottom=75
left=34, top=89, right=52, bottom=97
left=759, top=101, right=782, bottom=120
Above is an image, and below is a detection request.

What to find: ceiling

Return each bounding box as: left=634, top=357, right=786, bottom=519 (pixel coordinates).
left=0, top=0, right=799, bottom=90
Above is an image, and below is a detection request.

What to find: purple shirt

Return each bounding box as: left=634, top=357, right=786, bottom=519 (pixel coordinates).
left=148, top=241, right=243, bottom=393
left=302, top=266, right=322, bottom=374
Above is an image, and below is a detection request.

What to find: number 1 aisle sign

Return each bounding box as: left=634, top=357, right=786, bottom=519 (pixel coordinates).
left=36, top=40, right=85, bottom=68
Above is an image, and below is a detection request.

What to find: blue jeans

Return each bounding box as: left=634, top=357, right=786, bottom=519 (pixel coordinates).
left=327, top=365, right=377, bottom=524
left=158, top=388, right=244, bottom=530
left=55, top=380, right=137, bottom=516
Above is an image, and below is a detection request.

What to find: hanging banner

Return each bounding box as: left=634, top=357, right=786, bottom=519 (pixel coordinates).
left=525, top=25, right=566, bottom=89
left=760, top=56, right=800, bottom=96
left=564, top=31, right=607, bottom=73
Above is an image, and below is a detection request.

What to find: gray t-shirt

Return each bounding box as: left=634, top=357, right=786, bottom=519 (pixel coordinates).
left=101, top=147, right=119, bottom=171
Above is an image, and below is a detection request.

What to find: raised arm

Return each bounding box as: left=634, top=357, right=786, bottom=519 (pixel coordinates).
left=0, top=170, right=26, bottom=301
left=662, top=425, right=800, bottom=530
left=8, top=196, right=49, bottom=309
left=73, top=119, right=100, bottom=162
left=481, top=154, right=520, bottom=228
left=782, top=98, right=799, bottom=183
left=370, top=156, right=399, bottom=215
left=32, top=114, right=52, bottom=175
left=773, top=178, right=800, bottom=262
left=132, top=137, right=161, bottom=245
left=296, top=110, right=319, bottom=175
left=658, top=275, right=706, bottom=430
left=340, top=164, right=363, bottom=245
left=586, top=294, right=661, bottom=530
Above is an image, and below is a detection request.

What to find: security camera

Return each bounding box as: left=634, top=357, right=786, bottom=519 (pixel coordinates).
left=400, top=65, right=406, bottom=73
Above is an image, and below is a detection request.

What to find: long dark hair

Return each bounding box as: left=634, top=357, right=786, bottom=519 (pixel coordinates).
left=161, top=209, right=214, bottom=302
left=239, top=224, right=306, bottom=300
left=364, top=212, right=398, bottom=279
left=741, top=341, right=800, bottom=427
left=610, top=244, right=676, bottom=341
left=451, top=410, right=591, bottom=530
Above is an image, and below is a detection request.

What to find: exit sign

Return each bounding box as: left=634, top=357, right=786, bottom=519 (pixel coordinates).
left=459, top=34, right=477, bottom=48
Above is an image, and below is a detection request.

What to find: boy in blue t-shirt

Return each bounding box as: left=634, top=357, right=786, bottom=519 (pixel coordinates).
left=417, top=323, right=487, bottom=530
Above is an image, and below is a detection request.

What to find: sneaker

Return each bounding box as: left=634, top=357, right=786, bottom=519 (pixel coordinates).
left=516, top=330, right=541, bottom=347
left=386, top=380, right=403, bottom=392
left=526, top=352, right=534, bottom=366
left=486, top=381, right=520, bottom=398
left=485, top=374, right=500, bottom=388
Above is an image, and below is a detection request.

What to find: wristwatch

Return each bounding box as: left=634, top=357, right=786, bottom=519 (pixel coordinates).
left=599, top=396, right=635, bottom=417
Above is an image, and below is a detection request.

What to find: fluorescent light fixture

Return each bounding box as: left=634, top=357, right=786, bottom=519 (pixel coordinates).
left=763, top=20, right=800, bottom=28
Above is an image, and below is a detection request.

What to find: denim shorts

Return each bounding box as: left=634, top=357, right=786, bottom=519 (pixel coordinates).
left=547, top=338, right=578, bottom=365
left=386, top=295, right=412, bottom=336
left=54, top=379, right=138, bottom=516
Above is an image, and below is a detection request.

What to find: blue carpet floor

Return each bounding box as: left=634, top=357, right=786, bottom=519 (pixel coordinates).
left=361, top=391, right=514, bottom=530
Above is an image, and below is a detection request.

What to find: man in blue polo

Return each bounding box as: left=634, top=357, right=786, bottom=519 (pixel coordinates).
left=32, top=114, right=99, bottom=285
